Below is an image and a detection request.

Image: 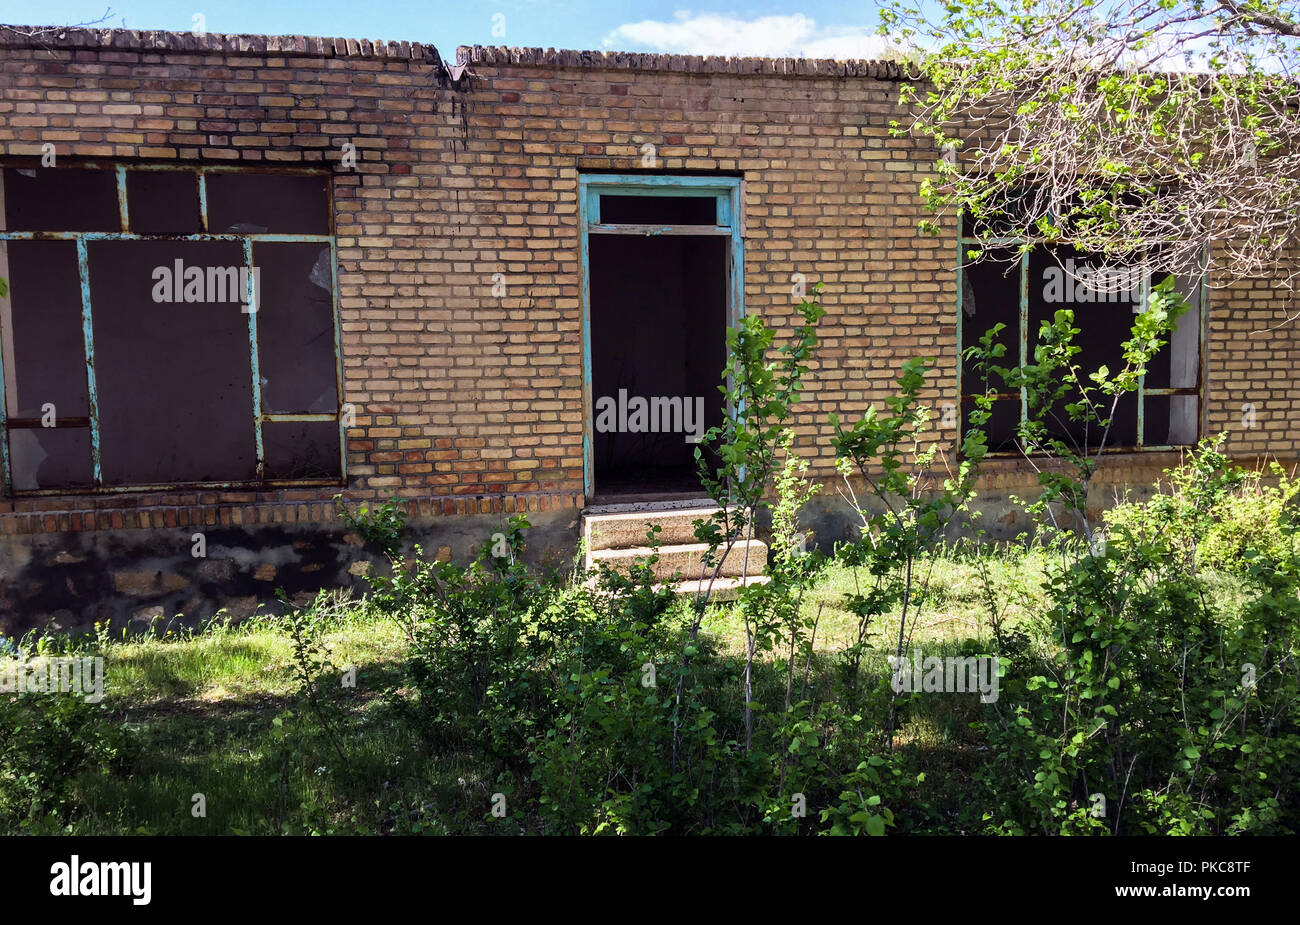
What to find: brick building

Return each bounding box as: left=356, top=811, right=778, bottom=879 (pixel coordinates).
left=0, top=25, right=1294, bottom=633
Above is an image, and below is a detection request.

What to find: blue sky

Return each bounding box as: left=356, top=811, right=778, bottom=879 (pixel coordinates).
left=0, top=1, right=895, bottom=58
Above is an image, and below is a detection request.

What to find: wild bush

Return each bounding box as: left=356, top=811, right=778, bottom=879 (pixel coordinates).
left=978, top=443, right=1300, bottom=834
left=0, top=686, right=135, bottom=829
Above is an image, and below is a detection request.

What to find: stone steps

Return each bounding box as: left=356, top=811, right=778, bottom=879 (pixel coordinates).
left=583, top=502, right=722, bottom=552
left=583, top=503, right=767, bottom=593
left=588, top=539, right=769, bottom=582
left=663, top=574, right=771, bottom=601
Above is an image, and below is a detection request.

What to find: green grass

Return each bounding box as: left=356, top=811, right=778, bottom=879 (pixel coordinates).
left=688, top=546, right=1052, bottom=824
left=108, top=606, right=408, bottom=705
left=699, top=546, right=1050, bottom=659
left=7, top=548, right=1056, bottom=835
left=28, top=598, right=487, bottom=835
left=91, top=689, right=487, bottom=835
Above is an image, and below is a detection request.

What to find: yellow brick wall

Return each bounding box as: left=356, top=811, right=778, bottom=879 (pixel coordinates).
left=0, top=31, right=1294, bottom=538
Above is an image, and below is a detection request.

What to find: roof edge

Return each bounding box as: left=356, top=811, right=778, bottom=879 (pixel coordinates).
left=456, top=44, right=913, bottom=80
left=0, top=24, right=442, bottom=64
left=0, top=25, right=912, bottom=79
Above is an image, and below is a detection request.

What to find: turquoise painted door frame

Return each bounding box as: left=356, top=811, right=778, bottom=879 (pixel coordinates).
left=578, top=174, right=744, bottom=499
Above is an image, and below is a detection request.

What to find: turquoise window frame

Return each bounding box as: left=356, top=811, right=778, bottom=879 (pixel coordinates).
left=0, top=160, right=345, bottom=496
left=578, top=174, right=744, bottom=498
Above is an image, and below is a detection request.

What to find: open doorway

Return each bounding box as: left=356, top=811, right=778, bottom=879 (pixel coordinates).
left=580, top=177, right=742, bottom=503
left=589, top=233, right=725, bottom=499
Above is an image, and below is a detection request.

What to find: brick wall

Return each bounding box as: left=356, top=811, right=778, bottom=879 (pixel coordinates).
left=0, top=27, right=1296, bottom=630
left=0, top=30, right=951, bottom=531
left=0, top=26, right=466, bottom=542
left=1205, top=250, right=1300, bottom=460
left=448, top=46, right=952, bottom=490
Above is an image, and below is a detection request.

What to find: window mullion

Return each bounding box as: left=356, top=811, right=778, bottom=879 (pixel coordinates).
left=715, top=192, right=732, bottom=227
left=245, top=238, right=264, bottom=482
left=1019, top=247, right=1029, bottom=429
left=114, top=165, right=129, bottom=232
left=198, top=169, right=209, bottom=233
left=1136, top=260, right=1151, bottom=447
left=75, top=236, right=102, bottom=488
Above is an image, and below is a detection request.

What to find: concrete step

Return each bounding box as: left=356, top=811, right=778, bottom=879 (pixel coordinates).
left=582, top=573, right=770, bottom=602
left=583, top=504, right=724, bottom=553
left=588, top=539, right=768, bottom=583
left=663, top=574, right=771, bottom=601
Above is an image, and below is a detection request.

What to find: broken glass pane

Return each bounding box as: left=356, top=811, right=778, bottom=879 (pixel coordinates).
left=1, top=167, right=119, bottom=232
left=7, top=426, right=92, bottom=490
left=254, top=243, right=338, bottom=414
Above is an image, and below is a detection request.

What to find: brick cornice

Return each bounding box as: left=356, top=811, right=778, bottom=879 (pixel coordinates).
left=0, top=23, right=442, bottom=65
left=456, top=44, right=912, bottom=80
left=0, top=26, right=910, bottom=80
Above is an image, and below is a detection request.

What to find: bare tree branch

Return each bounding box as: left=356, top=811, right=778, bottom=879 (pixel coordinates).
left=885, top=0, right=1300, bottom=309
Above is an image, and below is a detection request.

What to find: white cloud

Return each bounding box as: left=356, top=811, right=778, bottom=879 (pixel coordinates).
left=601, top=11, right=895, bottom=60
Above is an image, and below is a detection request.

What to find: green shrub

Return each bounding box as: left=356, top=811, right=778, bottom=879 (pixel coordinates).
left=978, top=442, right=1300, bottom=834
left=387, top=509, right=913, bottom=835
left=334, top=494, right=408, bottom=557
left=0, top=689, right=136, bottom=829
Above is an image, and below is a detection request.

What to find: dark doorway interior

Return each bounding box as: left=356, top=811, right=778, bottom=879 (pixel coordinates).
left=589, top=233, right=726, bottom=500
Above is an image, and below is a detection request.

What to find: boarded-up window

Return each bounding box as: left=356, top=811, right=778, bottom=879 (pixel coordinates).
left=3, top=241, right=88, bottom=419
left=88, top=240, right=258, bottom=485
left=0, top=239, right=91, bottom=490
left=0, top=164, right=341, bottom=494
left=256, top=243, right=338, bottom=414
left=205, top=173, right=330, bottom=234
left=125, top=170, right=202, bottom=235
left=263, top=420, right=342, bottom=480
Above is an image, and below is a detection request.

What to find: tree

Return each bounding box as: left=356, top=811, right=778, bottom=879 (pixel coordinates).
left=883, top=0, right=1300, bottom=296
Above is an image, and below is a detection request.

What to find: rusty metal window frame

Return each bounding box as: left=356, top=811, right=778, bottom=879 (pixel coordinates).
left=957, top=234, right=1208, bottom=457
left=0, top=160, right=345, bottom=496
